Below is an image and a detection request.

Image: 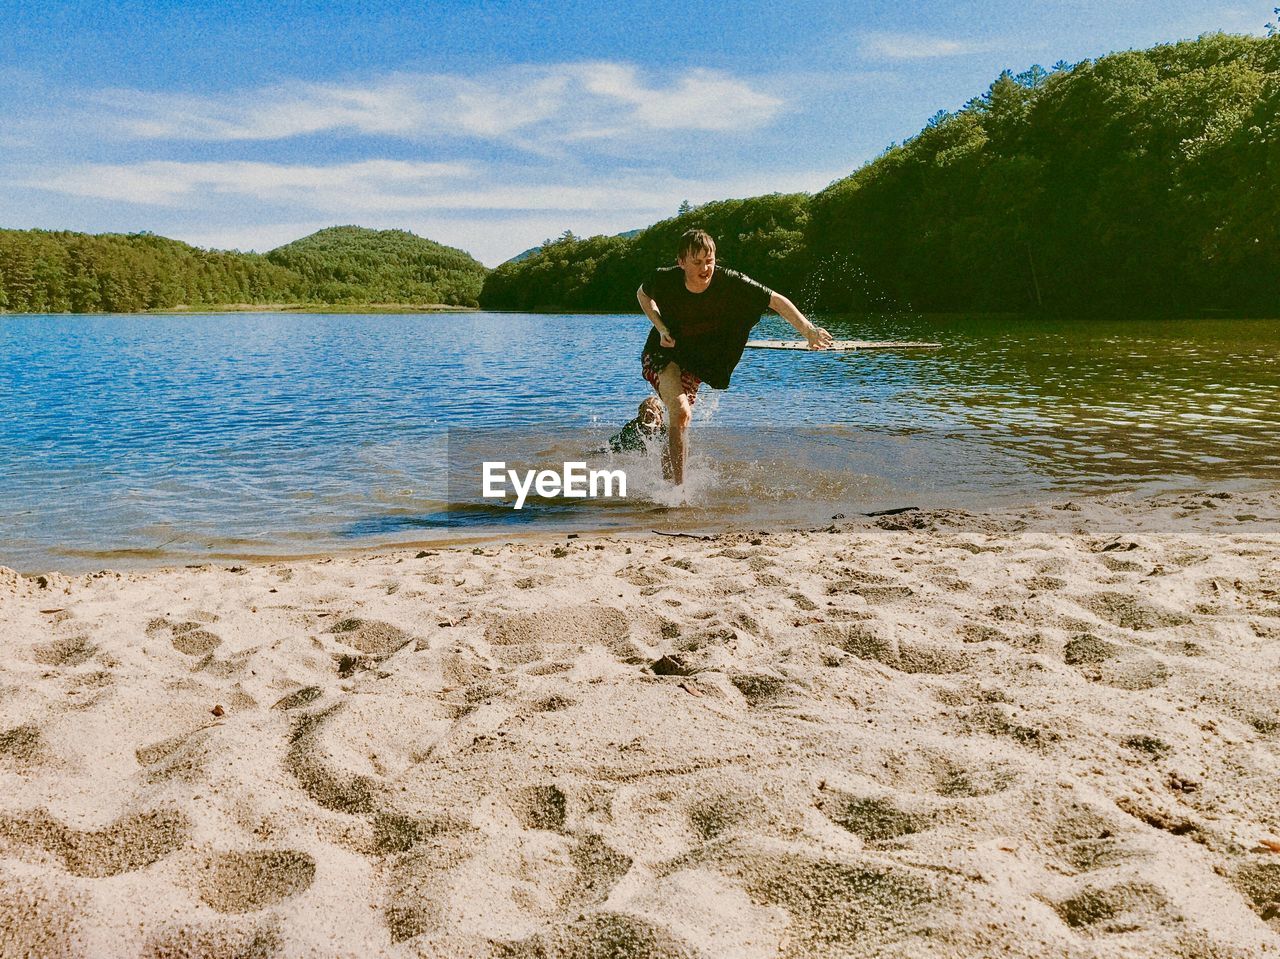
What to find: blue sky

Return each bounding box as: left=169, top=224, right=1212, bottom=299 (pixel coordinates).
left=1, top=0, right=1271, bottom=265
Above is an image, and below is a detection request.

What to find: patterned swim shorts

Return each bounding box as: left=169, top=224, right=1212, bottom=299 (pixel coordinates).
left=641, top=351, right=701, bottom=406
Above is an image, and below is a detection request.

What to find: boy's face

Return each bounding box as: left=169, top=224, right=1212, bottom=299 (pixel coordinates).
left=677, top=246, right=715, bottom=287
left=638, top=397, right=664, bottom=427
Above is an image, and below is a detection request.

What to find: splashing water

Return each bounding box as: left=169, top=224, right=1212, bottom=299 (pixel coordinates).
left=797, top=253, right=919, bottom=324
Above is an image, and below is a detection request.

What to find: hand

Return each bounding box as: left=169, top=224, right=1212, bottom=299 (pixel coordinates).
left=806, top=325, right=833, bottom=350
left=659, top=331, right=675, bottom=349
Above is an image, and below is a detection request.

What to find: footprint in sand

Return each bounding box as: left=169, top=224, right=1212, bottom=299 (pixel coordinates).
left=170, top=623, right=222, bottom=656
left=145, top=921, right=282, bottom=959
left=270, top=686, right=322, bottom=711
left=729, top=672, right=792, bottom=708
left=485, top=606, right=636, bottom=664
left=196, top=850, right=316, bottom=913
left=495, top=913, right=695, bottom=959
left=1076, top=592, right=1191, bottom=631
left=1050, top=808, right=1141, bottom=873
left=381, top=828, right=482, bottom=942
left=285, top=705, right=381, bottom=814
left=963, top=704, right=1062, bottom=749
left=666, top=847, right=937, bottom=956
left=1097, top=656, right=1170, bottom=690
left=816, top=623, right=968, bottom=675
left=440, top=675, right=516, bottom=720
left=1023, top=575, right=1067, bottom=592
left=0, top=722, right=45, bottom=764
left=1064, top=634, right=1120, bottom=666
left=959, top=622, right=1011, bottom=645
left=325, top=617, right=413, bottom=656
left=775, top=588, right=816, bottom=613
left=826, top=577, right=915, bottom=605
left=511, top=784, right=568, bottom=832
left=1121, top=733, right=1171, bottom=759
left=379, top=791, right=632, bottom=944
left=563, top=835, right=633, bottom=912
left=1063, top=634, right=1170, bottom=689
left=1231, top=861, right=1280, bottom=924
left=0, top=808, right=188, bottom=877
left=1101, top=556, right=1146, bottom=572
left=1050, top=880, right=1175, bottom=934
left=146, top=618, right=223, bottom=656
left=0, top=876, right=84, bottom=959
left=817, top=789, right=933, bottom=843
left=192, top=650, right=254, bottom=679
left=929, top=756, right=1018, bottom=798
left=531, top=693, right=574, bottom=713
left=135, top=725, right=216, bottom=784
left=32, top=634, right=96, bottom=666
left=371, top=812, right=471, bottom=856
left=688, top=790, right=768, bottom=841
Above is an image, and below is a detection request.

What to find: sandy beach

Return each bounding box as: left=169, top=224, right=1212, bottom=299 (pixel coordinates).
left=2, top=488, right=1279, bottom=958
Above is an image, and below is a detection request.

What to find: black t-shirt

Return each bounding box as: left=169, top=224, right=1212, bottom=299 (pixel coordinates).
left=641, top=266, right=773, bottom=390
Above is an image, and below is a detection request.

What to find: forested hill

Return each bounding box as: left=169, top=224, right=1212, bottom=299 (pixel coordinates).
left=265, top=226, right=486, bottom=306
left=5, top=34, right=1275, bottom=317
left=480, top=194, right=810, bottom=312
left=0, top=225, right=486, bottom=313
left=481, top=32, right=1280, bottom=316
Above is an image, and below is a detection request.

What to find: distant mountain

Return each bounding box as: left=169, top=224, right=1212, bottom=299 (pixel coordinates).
left=267, top=226, right=487, bottom=306
left=479, top=198, right=808, bottom=311
left=0, top=224, right=490, bottom=313
left=0, top=228, right=299, bottom=313
left=479, top=32, right=1280, bottom=316
left=504, top=228, right=643, bottom=266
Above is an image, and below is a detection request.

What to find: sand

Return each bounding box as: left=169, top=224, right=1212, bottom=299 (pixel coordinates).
left=1, top=488, right=1278, bottom=958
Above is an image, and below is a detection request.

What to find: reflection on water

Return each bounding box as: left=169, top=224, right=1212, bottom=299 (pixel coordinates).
left=1, top=311, right=1277, bottom=571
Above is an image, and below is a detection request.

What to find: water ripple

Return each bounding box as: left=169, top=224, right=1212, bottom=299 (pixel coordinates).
left=1, top=311, right=1277, bottom=571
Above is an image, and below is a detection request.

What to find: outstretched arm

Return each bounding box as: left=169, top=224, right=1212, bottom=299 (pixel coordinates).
left=637, top=285, right=675, bottom=348
left=769, top=292, right=833, bottom=349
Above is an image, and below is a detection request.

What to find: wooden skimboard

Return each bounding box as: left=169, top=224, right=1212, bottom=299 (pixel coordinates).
left=746, top=339, right=941, bottom=350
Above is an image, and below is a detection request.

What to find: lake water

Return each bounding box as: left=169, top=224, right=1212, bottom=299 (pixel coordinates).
left=2, top=311, right=1277, bottom=572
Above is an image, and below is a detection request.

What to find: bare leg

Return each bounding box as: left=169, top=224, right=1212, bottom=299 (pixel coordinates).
left=656, top=362, right=693, bottom=486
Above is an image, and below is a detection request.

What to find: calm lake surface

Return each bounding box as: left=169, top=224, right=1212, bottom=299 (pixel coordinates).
left=2, top=311, right=1277, bottom=571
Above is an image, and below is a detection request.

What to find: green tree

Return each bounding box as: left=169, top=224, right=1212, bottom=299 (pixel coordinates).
left=0, top=242, right=36, bottom=312
left=479, top=194, right=811, bottom=311
left=806, top=33, right=1280, bottom=315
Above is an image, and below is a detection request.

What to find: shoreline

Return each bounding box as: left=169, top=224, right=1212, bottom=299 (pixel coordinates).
left=147, top=303, right=480, bottom=314
left=1, top=487, right=1278, bottom=955
left=9, top=478, right=1278, bottom=579
left=4, top=307, right=1278, bottom=320
left=0, top=303, right=479, bottom=317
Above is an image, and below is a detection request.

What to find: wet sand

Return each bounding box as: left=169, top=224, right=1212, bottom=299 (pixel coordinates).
left=1, top=489, right=1278, bottom=957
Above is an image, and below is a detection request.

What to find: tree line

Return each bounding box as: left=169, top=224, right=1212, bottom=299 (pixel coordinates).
left=4, top=33, right=1275, bottom=318
left=481, top=32, right=1279, bottom=316
left=480, top=193, right=810, bottom=312
left=0, top=225, right=486, bottom=313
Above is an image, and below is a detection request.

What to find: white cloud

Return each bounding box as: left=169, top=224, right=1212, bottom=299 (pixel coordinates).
left=29, top=159, right=840, bottom=218
left=99, top=82, right=428, bottom=140
left=31, top=159, right=471, bottom=208
left=29, top=160, right=844, bottom=265
left=861, top=32, right=998, bottom=60
left=88, top=63, right=784, bottom=149
left=577, top=64, right=783, bottom=131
